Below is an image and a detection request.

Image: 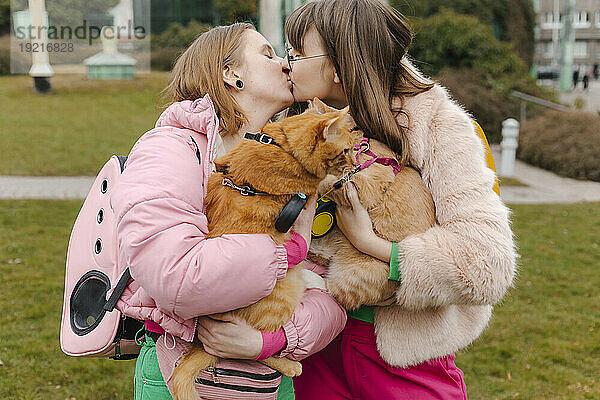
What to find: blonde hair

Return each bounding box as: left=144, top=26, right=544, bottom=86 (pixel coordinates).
left=286, top=0, right=433, bottom=164
left=163, top=23, right=255, bottom=135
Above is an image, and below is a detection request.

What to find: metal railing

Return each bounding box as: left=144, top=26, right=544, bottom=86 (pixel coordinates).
left=510, top=90, right=568, bottom=122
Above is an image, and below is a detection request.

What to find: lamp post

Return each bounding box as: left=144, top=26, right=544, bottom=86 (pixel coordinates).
left=259, top=0, right=284, bottom=56
left=552, top=0, right=559, bottom=68
left=28, top=0, right=53, bottom=93
left=559, top=0, right=575, bottom=92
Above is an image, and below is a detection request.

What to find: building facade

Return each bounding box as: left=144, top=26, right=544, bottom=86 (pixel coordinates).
left=535, top=0, right=600, bottom=74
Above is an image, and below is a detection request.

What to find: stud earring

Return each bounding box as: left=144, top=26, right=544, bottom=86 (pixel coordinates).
left=236, top=79, right=244, bottom=89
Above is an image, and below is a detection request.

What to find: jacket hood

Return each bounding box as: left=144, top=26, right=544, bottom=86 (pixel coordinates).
left=155, top=94, right=218, bottom=135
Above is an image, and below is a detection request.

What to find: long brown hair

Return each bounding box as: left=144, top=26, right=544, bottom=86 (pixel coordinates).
left=162, top=23, right=255, bottom=135
left=285, top=0, right=433, bottom=163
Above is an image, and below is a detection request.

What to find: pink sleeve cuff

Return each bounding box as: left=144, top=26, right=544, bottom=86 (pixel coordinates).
left=253, top=327, right=287, bottom=361
left=283, top=231, right=308, bottom=269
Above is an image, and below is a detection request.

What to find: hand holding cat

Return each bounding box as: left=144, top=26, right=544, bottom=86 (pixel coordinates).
left=292, top=195, right=317, bottom=248
left=336, top=183, right=375, bottom=250
left=196, top=312, right=263, bottom=359
left=337, top=183, right=393, bottom=263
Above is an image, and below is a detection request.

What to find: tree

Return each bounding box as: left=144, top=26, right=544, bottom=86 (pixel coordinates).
left=392, top=0, right=535, bottom=67
left=12, top=0, right=119, bottom=27
left=407, top=8, right=538, bottom=143
left=0, top=0, right=10, bottom=34
left=151, top=19, right=211, bottom=49
left=214, top=0, right=258, bottom=25
left=409, top=8, right=524, bottom=77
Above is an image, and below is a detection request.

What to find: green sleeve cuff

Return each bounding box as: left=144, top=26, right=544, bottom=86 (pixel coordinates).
left=388, top=241, right=401, bottom=282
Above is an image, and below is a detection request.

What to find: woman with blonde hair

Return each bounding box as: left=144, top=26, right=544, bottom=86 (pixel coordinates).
left=282, top=0, right=517, bottom=398
left=111, top=23, right=347, bottom=399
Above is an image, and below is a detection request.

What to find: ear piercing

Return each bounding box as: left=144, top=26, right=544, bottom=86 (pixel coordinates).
left=236, top=79, right=244, bottom=89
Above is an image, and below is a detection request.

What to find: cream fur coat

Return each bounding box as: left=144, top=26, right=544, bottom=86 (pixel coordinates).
left=370, top=68, right=517, bottom=368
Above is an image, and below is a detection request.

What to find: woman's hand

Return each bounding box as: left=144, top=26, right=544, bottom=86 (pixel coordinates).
left=292, top=195, right=317, bottom=248
left=336, top=183, right=376, bottom=251
left=196, top=312, right=263, bottom=359
left=336, top=183, right=392, bottom=263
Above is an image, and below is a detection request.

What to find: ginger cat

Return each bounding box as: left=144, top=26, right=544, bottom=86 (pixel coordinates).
left=171, top=107, right=358, bottom=400
left=306, top=99, right=436, bottom=310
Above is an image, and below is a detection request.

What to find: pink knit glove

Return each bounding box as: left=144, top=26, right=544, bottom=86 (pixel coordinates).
left=253, top=328, right=287, bottom=360
left=283, top=231, right=308, bottom=269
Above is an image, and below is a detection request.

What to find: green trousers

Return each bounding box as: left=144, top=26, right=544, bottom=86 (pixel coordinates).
left=133, top=333, right=295, bottom=399
left=134, top=334, right=172, bottom=399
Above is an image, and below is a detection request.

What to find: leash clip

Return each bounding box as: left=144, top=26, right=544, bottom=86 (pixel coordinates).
left=239, top=186, right=253, bottom=196
left=333, top=166, right=360, bottom=190
left=222, top=177, right=234, bottom=189
left=222, top=177, right=269, bottom=196
left=222, top=177, right=252, bottom=196
left=357, top=140, right=370, bottom=153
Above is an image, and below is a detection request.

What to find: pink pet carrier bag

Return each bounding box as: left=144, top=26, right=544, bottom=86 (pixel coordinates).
left=60, top=155, right=143, bottom=359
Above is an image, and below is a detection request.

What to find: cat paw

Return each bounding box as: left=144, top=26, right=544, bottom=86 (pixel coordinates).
left=280, top=361, right=303, bottom=377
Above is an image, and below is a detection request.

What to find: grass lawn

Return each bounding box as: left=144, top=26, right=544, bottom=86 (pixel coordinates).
left=0, top=73, right=170, bottom=176
left=1, top=200, right=598, bottom=399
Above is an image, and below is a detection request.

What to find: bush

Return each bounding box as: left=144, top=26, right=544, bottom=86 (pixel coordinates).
left=434, top=68, right=516, bottom=143
left=434, top=68, right=557, bottom=143
left=215, top=0, right=257, bottom=25
left=151, top=20, right=211, bottom=50
left=151, top=47, right=183, bottom=71
left=517, top=110, right=600, bottom=182
left=0, top=0, right=9, bottom=34
left=0, top=34, right=9, bottom=75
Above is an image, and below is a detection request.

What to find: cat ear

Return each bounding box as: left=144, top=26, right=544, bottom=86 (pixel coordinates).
left=311, top=97, right=336, bottom=114
left=320, top=107, right=350, bottom=142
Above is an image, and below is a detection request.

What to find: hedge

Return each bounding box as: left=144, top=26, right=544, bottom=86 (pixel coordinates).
left=517, top=110, right=600, bottom=182
left=0, top=34, right=9, bottom=75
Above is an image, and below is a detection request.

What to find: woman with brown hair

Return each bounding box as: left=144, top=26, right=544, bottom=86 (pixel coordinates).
left=282, top=0, right=517, bottom=398
left=111, top=23, right=347, bottom=399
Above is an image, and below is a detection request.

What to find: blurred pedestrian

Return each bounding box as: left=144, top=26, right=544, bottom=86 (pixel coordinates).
left=583, top=73, right=589, bottom=91
left=573, top=69, right=580, bottom=89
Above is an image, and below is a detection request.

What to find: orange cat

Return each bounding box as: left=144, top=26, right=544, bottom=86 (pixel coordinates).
left=171, top=107, right=358, bottom=400
left=306, top=99, right=436, bottom=310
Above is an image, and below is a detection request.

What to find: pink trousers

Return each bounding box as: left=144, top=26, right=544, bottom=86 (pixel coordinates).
left=294, top=318, right=468, bottom=400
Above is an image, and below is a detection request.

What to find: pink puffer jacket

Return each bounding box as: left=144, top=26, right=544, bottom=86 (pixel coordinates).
left=110, top=94, right=346, bottom=363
